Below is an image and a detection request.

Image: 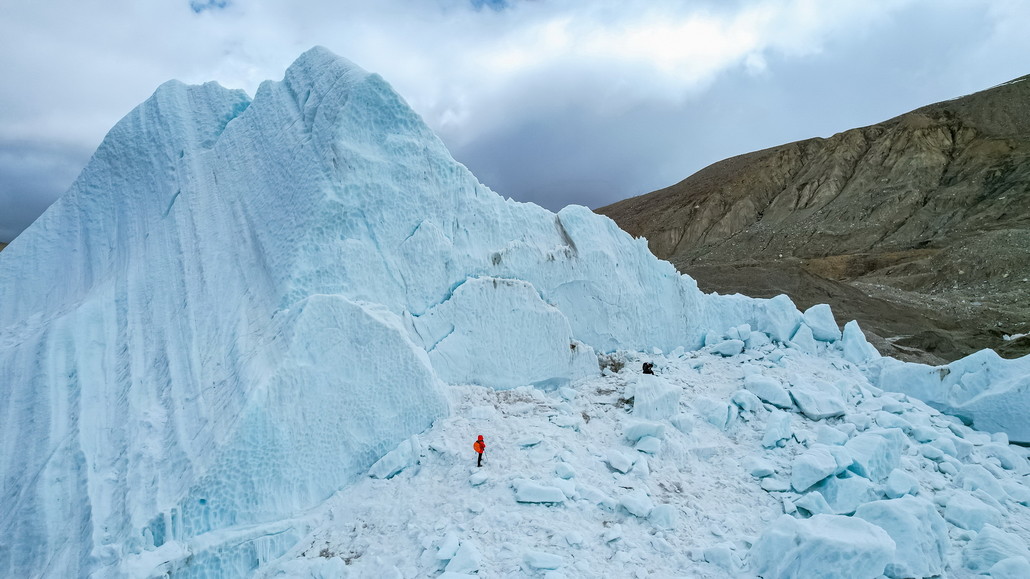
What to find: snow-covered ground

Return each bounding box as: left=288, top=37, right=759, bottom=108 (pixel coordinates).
left=2, top=47, right=1029, bottom=578
left=122, top=342, right=1030, bottom=578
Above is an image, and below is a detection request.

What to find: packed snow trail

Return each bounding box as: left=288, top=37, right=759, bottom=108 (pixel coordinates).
left=1, top=46, right=1029, bottom=577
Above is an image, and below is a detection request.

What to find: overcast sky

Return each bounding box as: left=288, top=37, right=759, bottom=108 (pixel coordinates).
left=1, top=0, right=1028, bottom=242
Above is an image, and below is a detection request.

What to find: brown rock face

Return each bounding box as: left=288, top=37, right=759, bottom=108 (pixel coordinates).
left=599, top=76, right=1030, bottom=363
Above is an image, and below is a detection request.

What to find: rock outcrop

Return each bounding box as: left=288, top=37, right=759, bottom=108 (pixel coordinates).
left=599, top=76, right=1030, bottom=363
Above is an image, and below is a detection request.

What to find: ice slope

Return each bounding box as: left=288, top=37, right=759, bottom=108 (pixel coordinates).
left=0, top=47, right=806, bottom=577
left=0, top=46, right=1028, bottom=577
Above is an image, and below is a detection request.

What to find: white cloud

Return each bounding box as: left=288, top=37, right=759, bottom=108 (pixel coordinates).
left=0, top=0, right=918, bottom=143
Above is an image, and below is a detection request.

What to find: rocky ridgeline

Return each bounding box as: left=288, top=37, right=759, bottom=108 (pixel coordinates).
left=599, top=76, right=1030, bottom=364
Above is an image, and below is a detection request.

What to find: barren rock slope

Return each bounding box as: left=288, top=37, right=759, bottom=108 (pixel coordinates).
left=599, top=76, right=1030, bottom=363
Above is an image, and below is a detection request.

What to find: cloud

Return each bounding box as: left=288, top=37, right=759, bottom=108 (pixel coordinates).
left=190, top=0, right=231, bottom=14
left=1, top=0, right=1028, bottom=240
left=0, top=139, right=90, bottom=241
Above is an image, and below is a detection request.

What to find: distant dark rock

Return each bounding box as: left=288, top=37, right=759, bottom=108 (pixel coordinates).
left=599, top=76, right=1030, bottom=363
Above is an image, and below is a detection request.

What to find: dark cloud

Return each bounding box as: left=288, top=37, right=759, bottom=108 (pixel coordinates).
left=448, top=100, right=686, bottom=211
left=0, top=140, right=91, bottom=241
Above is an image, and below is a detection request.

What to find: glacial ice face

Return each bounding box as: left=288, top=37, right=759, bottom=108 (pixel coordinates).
left=1, top=78, right=278, bottom=577
left=749, top=514, right=895, bottom=578
left=411, top=277, right=599, bottom=389
left=873, top=348, right=1030, bottom=442
left=0, top=47, right=799, bottom=576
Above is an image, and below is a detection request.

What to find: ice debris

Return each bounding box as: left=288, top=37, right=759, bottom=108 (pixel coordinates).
left=750, top=514, right=895, bottom=579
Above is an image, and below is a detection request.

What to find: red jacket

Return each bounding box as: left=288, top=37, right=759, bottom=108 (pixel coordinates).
left=473, top=438, right=486, bottom=454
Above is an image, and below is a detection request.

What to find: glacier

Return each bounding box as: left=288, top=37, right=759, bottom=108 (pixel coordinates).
left=0, top=47, right=1028, bottom=577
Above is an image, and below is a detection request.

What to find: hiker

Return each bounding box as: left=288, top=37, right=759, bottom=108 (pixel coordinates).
left=473, top=435, right=486, bottom=467
left=642, top=362, right=654, bottom=375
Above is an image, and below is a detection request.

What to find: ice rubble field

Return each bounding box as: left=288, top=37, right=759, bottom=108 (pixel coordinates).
left=0, top=46, right=1028, bottom=577
left=244, top=339, right=1030, bottom=579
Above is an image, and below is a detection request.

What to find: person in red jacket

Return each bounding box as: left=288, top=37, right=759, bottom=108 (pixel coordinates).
left=473, top=435, right=486, bottom=467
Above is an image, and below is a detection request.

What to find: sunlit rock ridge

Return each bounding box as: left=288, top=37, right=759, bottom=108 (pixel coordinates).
left=0, top=47, right=1026, bottom=577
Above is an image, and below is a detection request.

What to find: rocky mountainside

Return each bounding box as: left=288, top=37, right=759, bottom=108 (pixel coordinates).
left=599, top=76, right=1030, bottom=364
